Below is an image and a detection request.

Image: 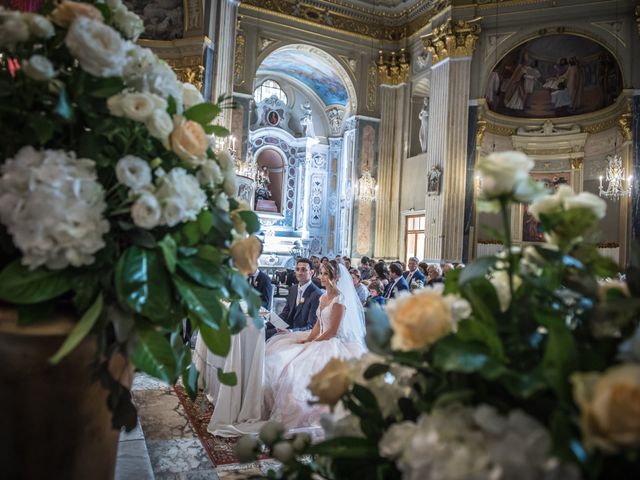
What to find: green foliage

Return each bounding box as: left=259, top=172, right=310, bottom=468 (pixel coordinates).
left=0, top=260, right=71, bottom=304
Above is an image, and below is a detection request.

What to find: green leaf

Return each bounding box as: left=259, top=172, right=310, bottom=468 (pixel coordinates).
left=0, top=260, right=71, bottom=304
left=198, top=210, right=214, bottom=236
left=455, top=318, right=504, bottom=360
left=237, top=210, right=261, bottom=234
left=177, top=256, right=224, bottom=289
left=433, top=389, right=474, bottom=408
left=184, top=103, right=222, bottom=125
left=431, top=336, right=506, bottom=379
left=539, top=314, right=578, bottom=399
left=158, top=235, right=177, bottom=273
left=204, top=124, right=230, bottom=136
left=183, top=363, right=199, bottom=400
left=173, top=276, right=224, bottom=328
left=115, top=247, right=173, bottom=322
left=306, top=437, right=377, bottom=458
left=228, top=301, right=246, bottom=334
left=131, top=327, right=176, bottom=384
left=49, top=293, right=103, bottom=365
left=198, top=317, right=231, bottom=356
left=30, top=115, right=54, bottom=144
left=459, top=256, right=498, bottom=285
left=71, top=274, right=101, bottom=312
left=352, top=384, right=379, bottom=411
left=217, top=368, right=237, bottom=386
left=89, top=77, right=125, bottom=98
left=54, top=87, right=73, bottom=121
left=167, top=95, right=177, bottom=115
left=363, top=363, right=390, bottom=380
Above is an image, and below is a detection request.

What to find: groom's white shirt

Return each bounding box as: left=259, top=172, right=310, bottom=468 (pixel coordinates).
left=296, top=280, right=312, bottom=304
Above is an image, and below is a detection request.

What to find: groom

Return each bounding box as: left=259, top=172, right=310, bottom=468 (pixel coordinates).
left=266, top=258, right=322, bottom=340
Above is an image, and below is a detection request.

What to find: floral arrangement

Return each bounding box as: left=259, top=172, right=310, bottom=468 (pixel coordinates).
left=0, top=0, right=262, bottom=428
left=238, top=151, right=640, bottom=479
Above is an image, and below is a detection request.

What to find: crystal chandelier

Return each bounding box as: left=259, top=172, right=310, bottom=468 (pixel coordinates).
left=358, top=166, right=377, bottom=202
left=598, top=153, right=632, bottom=201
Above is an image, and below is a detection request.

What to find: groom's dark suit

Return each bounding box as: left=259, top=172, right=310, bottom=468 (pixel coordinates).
left=266, top=281, right=322, bottom=340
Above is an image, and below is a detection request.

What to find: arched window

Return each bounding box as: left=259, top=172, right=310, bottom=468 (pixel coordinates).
left=254, top=80, right=287, bottom=104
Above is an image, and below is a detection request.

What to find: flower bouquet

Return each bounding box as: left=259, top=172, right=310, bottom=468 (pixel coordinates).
left=240, top=152, right=640, bottom=479
left=0, top=0, right=262, bottom=428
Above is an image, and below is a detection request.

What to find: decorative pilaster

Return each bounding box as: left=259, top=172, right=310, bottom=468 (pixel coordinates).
left=212, top=0, right=240, bottom=127
left=374, top=84, right=408, bottom=258
left=422, top=18, right=481, bottom=65
left=620, top=99, right=635, bottom=266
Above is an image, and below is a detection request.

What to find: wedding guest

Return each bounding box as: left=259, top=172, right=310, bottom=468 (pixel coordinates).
left=372, top=262, right=390, bottom=289
left=366, top=279, right=386, bottom=307
left=384, top=262, right=410, bottom=299
left=403, top=256, right=426, bottom=289
left=310, top=255, right=322, bottom=288
left=427, top=263, right=444, bottom=286
left=456, top=263, right=466, bottom=270
left=248, top=267, right=273, bottom=310
left=321, top=256, right=329, bottom=266
left=350, top=268, right=369, bottom=306
left=343, top=257, right=352, bottom=270
left=442, top=263, right=455, bottom=277
left=418, top=261, right=430, bottom=279
left=265, top=258, right=322, bottom=340
left=359, top=256, right=372, bottom=281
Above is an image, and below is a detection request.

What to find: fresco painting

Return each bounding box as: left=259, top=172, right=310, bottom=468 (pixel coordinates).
left=486, top=34, right=622, bottom=118
left=522, top=172, right=571, bottom=242
left=258, top=49, right=349, bottom=107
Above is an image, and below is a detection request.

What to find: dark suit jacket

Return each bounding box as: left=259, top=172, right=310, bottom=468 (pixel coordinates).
left=250, top=270, right=273, bottom=310
left=403, top=269, right=426, bottom=288
left=384, top=276, right=410, bottom=299
left=265, top=282, right=322, bottom=340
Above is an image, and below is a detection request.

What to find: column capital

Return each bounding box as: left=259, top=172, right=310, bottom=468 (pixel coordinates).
left=422, top=18, right=481, bottom=66
left=377, top=49, right=410, bottom=86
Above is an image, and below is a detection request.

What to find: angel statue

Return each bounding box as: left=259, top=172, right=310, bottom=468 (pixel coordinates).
left=418, top=97, right=429, bottom=153
left=300, top=102, right=315, bottom=138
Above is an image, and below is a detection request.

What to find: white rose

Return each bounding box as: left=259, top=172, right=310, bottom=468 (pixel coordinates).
left=215, top=192, right=229, bottom=211
left=197, top=159, right=224, bottom=187
left=182, top=82, right=205, bottom=109
left=154, top=167, right=206, bottom=226
left=23, top=55, right=56, bottom=81
left=24, top=13, right=54, bottom=39
left=216, top=151, right=237, bottom=196
left=120, top=92, right=166, bottom=122
left=476, top=151, right=534, bottom=197
left=65, top=16, right=127, bottom=78
left=112, top=7, right=144, bottom=41
left=116, top=155, right=151, bottom=191
left=443, top=294, right=472, bottom=329
left=146, top=109, right=173, bottom=147
left=489, top=270, right=522, bottom=312
left=271, top=441, right=294, bottom=463
left=379, top=421, right=419, bottom=459
left=563, top=191, right=606, bottom=219
left=161, top=197, right=187, bottom=227
left=131, top=192, right=161, bottom=229
left=0, top=11, right=30, bottom=49
left=259, top=421, right=284, bottom=446
left=529, top=185, right=574, bottom=220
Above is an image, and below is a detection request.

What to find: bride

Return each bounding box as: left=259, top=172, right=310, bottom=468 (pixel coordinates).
left=263, top=261, right=367, bottom=431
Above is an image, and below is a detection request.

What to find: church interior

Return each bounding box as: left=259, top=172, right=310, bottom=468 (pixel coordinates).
left=1, top=0, right=640, bottom=479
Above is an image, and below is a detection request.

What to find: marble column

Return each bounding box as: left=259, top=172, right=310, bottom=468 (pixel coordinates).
left=210, top=0, right=239, bottom=128
left=422, top=18, right=480, bottom=263
left=374, top=85, right=408, bottom=259
left=631, top=95, right=640, bottom=244
left=462, top=105, right=478, bottom=263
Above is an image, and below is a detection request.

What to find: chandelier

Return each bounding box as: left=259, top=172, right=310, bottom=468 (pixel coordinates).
left=358, top=166, right=377, bottom=202
left=598, top=153, right=632, bottom=201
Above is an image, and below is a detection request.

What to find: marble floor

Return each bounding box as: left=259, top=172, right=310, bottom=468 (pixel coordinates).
left=115, top=373, right=279, bottom=480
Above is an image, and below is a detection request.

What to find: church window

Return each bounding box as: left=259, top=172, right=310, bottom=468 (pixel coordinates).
left=254, top=80, right=288, bottom=104
left=404, top=214, right=425, bottom=265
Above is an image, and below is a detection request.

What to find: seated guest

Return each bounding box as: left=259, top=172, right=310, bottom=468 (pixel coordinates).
left=384, top=262, right=410, bottom=299
left=265, top=258, right=321, bottom=340
left=366, top=279, right=386, bottom=307
left=456, top=263, right=466, bottom=270
left=343, top=257, right=352, bottom=270
left=372, top=262, right=390, bottom=289
left=403, top=256, right=426, bottom=289
left=359, top=256, right=372, bottom=281
left=320, top=256, right=329, bottom=266
left=350, top=268, right=369, bottom=306
left=310, top=255, right=322, bottom=289
left=418, top=261, right=430, bottom=279
left=442, top=263, right=455, bottom=277
left=248, top=267, right=273, bottom=310
left=427, top=263, right=444, bottom=286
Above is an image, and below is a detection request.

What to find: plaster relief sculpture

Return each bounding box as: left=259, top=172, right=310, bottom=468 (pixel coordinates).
left=418, top=97, right=429, bottom=153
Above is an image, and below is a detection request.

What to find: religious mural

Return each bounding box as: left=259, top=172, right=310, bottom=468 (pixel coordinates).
left=123, top=0, right=183, bottom=40
left=486, top=34, right=622, bottom=118
left=257, top=49, right=349, bottom=106
left=522, top=172, right=571, bottom=242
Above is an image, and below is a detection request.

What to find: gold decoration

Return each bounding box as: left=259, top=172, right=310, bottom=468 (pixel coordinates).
left=583, top=118, right=619, bottom=134
left=618, top=111, right=632, bottom=142
left=183, top=0, right=203, bottom=33
left=422, top=18, right=481, bottom=65
left=570, top=158, right=584, bottom=170
left=485, top=123, right=516, bottom=137
left=235, top=16, right=246, bottom=86
left=166, top=56, right=204, bottom=91
left=366, top=63, right=377, bottom=111
left=377, top=49, right=410, bottom=86
left=476, top=118, right=487, bottom=146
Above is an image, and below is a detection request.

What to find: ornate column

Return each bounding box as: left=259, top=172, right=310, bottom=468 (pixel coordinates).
left=619, top=101, right=634, bottom=266
left=374, top=50, right=410, bottom=259
left=422, top=18, right=480, bottom=262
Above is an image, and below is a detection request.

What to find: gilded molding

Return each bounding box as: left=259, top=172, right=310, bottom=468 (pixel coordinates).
left=366, top=63, right=377, bottom=111
left=183, top=0, right=203, bottom=33
left=422, top=18, right=481, bottom=64
left=485, top=123, right=516, bottom=137
left=583, top=118, right=619, bottom=134
left=570, top=158, right=584, bottom=170
left=235, top=17, right=246, bottom=86
left=476, top=118, right=487, bottom=146
left=166, top=56, right=204, bottom=91
left=618, top=111, right=632, bottom=141
left=377, top=49, right=410, bottom=86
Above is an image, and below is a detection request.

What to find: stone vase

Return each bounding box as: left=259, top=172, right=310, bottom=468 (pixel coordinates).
left=0, top=308, right=131, bottom=480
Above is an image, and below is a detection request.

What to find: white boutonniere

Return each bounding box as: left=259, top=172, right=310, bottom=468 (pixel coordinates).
left=299, top=297, right=305, bottom=304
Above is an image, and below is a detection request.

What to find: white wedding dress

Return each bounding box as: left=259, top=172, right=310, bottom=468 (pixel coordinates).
left=264, top=266, right=367, bottom=431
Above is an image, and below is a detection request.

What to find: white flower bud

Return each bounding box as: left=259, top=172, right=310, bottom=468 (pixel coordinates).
left=259, top=420, right=284, bottom=446
left=23, top=55, right=56, bottom=81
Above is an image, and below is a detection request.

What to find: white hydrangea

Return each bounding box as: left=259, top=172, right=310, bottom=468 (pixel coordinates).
left=65, top=16, right=128, bottom=78
left=123, top=45, right=183, bottom=109
left=379, top=404, right=580, bottom=480
left=215, top=192, right=230, bottom=211
left=0, top=147, right=109, bottom=270
left=155, top=168, right=206, bottom=227
left=197, top=159, right=224, bottom=187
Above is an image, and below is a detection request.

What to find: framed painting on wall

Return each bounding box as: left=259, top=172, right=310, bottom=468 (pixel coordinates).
left=521, top=171, right=571, bottom=243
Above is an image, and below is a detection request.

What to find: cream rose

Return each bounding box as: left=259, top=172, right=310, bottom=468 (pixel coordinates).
left=23, top=55, right=55, bottom=81
left=51, top=0, right=103, bottom=27
left=230, top=235, right=261, bottom=275
left=476, top=151, right=534, bottom=198
left=231, top=200, right=252, bottom=234
left=65, top=16, right=127, bottom=78
left=387, top=288, right=453, bottom=351
left=170, top=115, right=208, bottom=167
left=308, top=357, right=352, bottom=407
left=572, top=364, right=640, bottom=452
